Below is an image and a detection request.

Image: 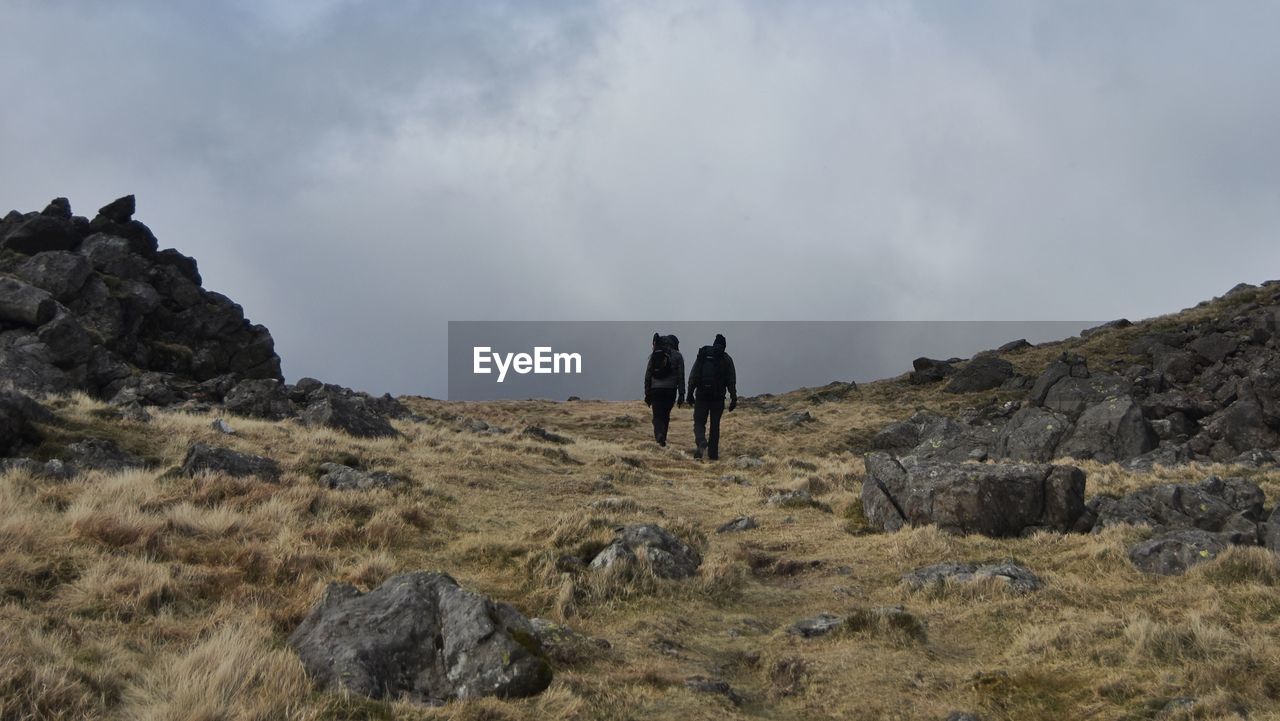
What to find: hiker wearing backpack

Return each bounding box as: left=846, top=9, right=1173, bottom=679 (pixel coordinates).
left=686, top=333, right=737, bottom=460
left=644, top=333, right=685, bottom=447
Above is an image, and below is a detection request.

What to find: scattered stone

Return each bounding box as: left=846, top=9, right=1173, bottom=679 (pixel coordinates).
left=788, top=613, right=845, bottom=638
left=521, top=425, right=572, bottom=445
left=716, top=516, right=758, bottom=534
left=765, top=489, right=832, bottom=512
left=210, top=418, right=235, bottom=434
left=529, top=618, right=610, bottom=664
left=734, top=455, right=765, bottom=469
left=1128, top=530, right=1234, bottom=576
left=589, top=524, right=702, bottom=579
left=317, top=462, right=399, bottom=491
left=288, top=571, right=552, bottom=704
left=61, top=438, right=146, bottom=472
left=997, top=339, right=1031, bottom=353
left=684, top=676, right=744, bottom=706
left=180, top=442, right=281, bottom=481
left=0, top=457, right=75, bottom=480
left=902, top=561, right=1042, bottom=594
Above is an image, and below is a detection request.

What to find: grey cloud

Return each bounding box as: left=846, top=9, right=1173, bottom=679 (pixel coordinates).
left=2, top=1, right=1277, bottom=396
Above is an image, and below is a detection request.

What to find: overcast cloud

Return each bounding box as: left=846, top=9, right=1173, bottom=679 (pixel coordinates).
left=3, top=1, right=1278, bottom=396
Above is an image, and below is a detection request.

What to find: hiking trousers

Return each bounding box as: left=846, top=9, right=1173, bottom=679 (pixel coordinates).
left=650, top=388, right=677, bottom=444
left=693, top=397, right=725, bottom=459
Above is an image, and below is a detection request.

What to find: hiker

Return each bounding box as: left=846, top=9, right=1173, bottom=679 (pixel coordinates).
left=686, top=333, right=737, bottom=460
left=643, top=333, right=685, bottom=447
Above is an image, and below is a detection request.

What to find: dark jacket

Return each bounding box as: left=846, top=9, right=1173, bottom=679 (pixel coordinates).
left=645, top=335, right=685, bottom=397
left=687, top=345, right=736, bottom=401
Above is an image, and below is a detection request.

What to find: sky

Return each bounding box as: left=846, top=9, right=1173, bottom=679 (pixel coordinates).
left=2, top=1, right=1278, bottom=397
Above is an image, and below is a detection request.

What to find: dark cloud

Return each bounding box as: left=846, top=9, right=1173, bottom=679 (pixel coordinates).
left=3, top=1, right=1277, bottom=396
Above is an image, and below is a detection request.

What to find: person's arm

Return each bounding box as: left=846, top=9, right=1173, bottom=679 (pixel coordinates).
left=726, top=354, right=738, bottom=410
left=676, top=354, right=686, bottom=405
left=687, top=354, right=702, bottom=404
left=643, top=355, right=653, bottom=404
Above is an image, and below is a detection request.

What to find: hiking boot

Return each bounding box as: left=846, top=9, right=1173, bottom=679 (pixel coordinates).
left=694, top=445, right=704, bottom=460
left=708, top=453, right=719, bottom=461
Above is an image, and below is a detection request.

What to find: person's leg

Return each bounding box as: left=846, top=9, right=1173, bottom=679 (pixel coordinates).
left=653, top=389, right=676, bottom=445
left=693, top=399, right=709, bottom=458
left=707, top=399, right=724, bottom=460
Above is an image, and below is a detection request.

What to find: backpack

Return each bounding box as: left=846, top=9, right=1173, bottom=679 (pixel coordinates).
left=649, top=348, right=673, bottom=379
left=697, top=346, right=726, bottom=396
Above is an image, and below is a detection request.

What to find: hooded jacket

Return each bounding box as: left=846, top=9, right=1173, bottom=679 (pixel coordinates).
left=645, top=334, right=686, bottom=396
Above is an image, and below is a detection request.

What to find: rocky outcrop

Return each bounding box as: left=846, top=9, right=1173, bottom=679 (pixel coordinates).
left=288, top=572, right=552, bottom=704
left=589, top=524, right=702, bottom=579
left=874, top=281, right=1280, bottom=468
left=862, top=452, right=1086, bottom=536
left=1, top=196, right=280, bottom=403
left=0, top=390, right=51, bottom=456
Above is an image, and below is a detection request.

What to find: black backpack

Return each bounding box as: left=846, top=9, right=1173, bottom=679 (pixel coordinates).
left=649, top=348, right=673, bottom=379
left=697, top=346, right=725, bottom=395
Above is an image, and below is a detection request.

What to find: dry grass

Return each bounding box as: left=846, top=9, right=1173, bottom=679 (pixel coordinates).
left=2, top=367, right=1279, bottom=720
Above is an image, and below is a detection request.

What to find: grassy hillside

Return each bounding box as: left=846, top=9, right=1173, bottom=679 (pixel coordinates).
left=4, top=288, right=1280, bottom=720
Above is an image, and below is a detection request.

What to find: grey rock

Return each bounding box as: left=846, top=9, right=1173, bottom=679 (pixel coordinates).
left=993, top=406, right=1071, bottom=462
left=765, top=489, right=832, bottom=512
left=1029, top=352, right=1090, bottom=406
left=317, top=462, right=400, bottom=491
left=944, top=355, right=1014, bottom=393
left=301, top=395, right=399, bottom=438
left=288, top=571, right=552, bottom=704
left=211, top=418, right=235, bottom=434
left=1128, top=530, right=1233, bottom=575
left=1088, top=475, right=1265, bottom=534
left=223, top=378, right=295, bottom=420
left=521, top=425, right=571, bottom=444
left=15, top=252, right=93, bottom=301
left=902, top=561, right=1042, bottom=593
left=589, top=524, right=702, bottom=579
left=862, top=451, right=1086, bottom=536
left=1042, top=373, right=1131, bottom=417
left=1055, top=396, right=1156, bottom=463
left=96, top=195, right=136, bottom=224
left=997, top=339, right=1031, bottom=353
left=62, top=438, right=146, bottom=472
left=716, top=516, right=758, bottom=533
left=0, top=390, right=52, bottom=456
left=909, top=357, right=955, bottom=385
left=3, top=214, right=80, bottom=254
left=180, top=442, right=281, bottom=481
left=685, top=676, right=744, bottom=705
left=788, top=613, right=845, bottom=638
left=0, top=277, right=58, bottom=327
left=734, top=455, right=764, bottom=469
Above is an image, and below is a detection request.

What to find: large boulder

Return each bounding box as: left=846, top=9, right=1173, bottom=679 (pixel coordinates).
left=1054, top=396, right=1156, bottom=463
left=1029, top=353, right=1090, bottom=406
left=1201, top=398, right=1279, bottom=459
left=2, top=214, right=81, bottom=254
left=1040, top=374, right=1131, bottom=417
left=589, top=524, right=702, bottom=579
left=300, top=394, right=399, bottom=438
left=861, top=452, right=1086, bottom=537
left=288, top=572, right=552, bottom=704
left=944, top=356, right=1014, bottom=394
left=909, top=357, right=955, bottom=385
left=180, top=442, right=281, bottom=481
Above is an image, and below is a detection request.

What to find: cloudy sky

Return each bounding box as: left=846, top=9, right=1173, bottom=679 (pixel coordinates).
left=3, top=1, right=1278, bottom=397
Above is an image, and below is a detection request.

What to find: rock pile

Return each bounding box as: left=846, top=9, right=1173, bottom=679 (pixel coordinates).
left=879, top=282, right=1280, bottom=468
left=0, top=196, right=406, bottom=438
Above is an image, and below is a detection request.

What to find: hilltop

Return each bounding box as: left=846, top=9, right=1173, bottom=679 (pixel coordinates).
left=2, top=198, right=1279, bottom=721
